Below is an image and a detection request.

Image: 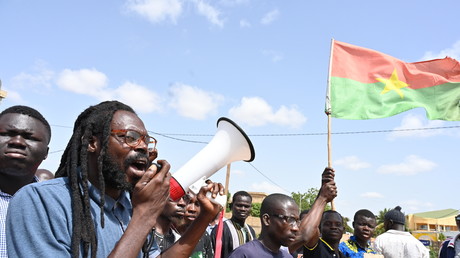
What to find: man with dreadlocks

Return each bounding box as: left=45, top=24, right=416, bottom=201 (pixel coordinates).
left=0, top=105, right=50, bottom=258
left=6, top=100, right=224, bottom=258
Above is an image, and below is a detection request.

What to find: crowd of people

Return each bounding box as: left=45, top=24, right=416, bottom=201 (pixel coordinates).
left=0, top=101, right=448, bottom=258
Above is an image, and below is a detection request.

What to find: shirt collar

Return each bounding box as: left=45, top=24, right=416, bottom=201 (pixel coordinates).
left=86, top=179, right=131, bottom=212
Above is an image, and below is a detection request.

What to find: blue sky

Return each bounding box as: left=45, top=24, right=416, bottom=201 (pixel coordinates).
left=1, top=0, right=460, bottom=221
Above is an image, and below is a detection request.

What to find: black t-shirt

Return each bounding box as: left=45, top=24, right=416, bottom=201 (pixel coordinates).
left=303, top=238, right=345, bottom=258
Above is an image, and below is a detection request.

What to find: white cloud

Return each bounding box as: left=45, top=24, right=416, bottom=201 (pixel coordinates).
left=57, top=68, right=162, bottom=113
left=113, top=82, right=163, bottom=113
left=376, top=155, right=437, bottom=176
left=229, top=97, right=306, bottom=128
left=402, top=200, right=434, bottom=213
left=262, top=49, right=284, bottom=63
left=56, top=68, right=110, bottom=98
left=239, top=19, right=251, bottom=28
left=125, top=0, right=183, bottom=24
left=192, top=0, right=224, bottom=27
left=0, top=90, right=24, bottom=103
left=220, top=0, right=249, bottom=6
left=231, top=169, right=245, bottom=175
left=250, top=181, right=288, bottom=194
left=168, top=83, right=224, bottom=120
left=421, top=40, right=460, bottom=61
left=388, top=114, right=445, bottom=139
left=335, top=156, right=371, bottom=170
left=361, top=192, right=384, bottom=198
left=260, top=9, right=279, bottom=25
left=10, top=61, right=55, bottom=90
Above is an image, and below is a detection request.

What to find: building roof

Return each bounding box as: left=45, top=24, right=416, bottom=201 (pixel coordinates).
left=411, top=209, right=458, bottom=219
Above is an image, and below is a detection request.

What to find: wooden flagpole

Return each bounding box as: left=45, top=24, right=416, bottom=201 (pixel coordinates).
left=224, top=164, right=231, bottom=208
left=326, top=39, right=335, bottom=211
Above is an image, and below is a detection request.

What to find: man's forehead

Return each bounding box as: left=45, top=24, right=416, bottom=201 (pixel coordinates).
left=323, top=213, right=342, bottom=222
left=234, top=195, right=252, bottom=203
left=111, top=110, right=146, bottom=130
left=274, top=203, right=300, bottom=216
left=0, top=113, right=49, bottom=134
left=356, top=215, right=376, bottom=222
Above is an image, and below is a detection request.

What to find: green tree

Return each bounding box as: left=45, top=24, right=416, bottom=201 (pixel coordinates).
left=291, top=188, right=331, bottom=212
left=343, top=216, right=354, bottom=234
left=374, top=208, right=390, bottom=236
left=250, top=203, right=261, bottom=217
left=438, top=232, right=446, bottom=242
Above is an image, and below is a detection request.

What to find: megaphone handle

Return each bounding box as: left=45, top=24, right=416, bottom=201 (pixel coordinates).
left=205, top=192, right=227, bottom=207
left=170, top=177, right=186, bottom=201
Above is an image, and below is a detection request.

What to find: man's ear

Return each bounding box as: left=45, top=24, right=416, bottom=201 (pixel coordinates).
left=262, top=213, right=270, bottom=226
left=87, top=136, right=100, bottom=153
left=43, top=147, right=49, bottom=160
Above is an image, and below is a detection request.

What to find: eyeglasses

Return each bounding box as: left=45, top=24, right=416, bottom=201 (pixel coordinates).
left=111, top=129, right=157, bottom=152
left=271, top=214, right=300, bottom=226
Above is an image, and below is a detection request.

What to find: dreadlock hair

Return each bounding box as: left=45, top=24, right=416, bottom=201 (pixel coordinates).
left=55, top=101, right=135, bottom=258
left=0, top=105, right=51, bottom=143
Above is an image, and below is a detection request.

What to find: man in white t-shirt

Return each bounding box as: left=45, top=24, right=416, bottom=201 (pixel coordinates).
left=374, top=206, right=429, bottom=258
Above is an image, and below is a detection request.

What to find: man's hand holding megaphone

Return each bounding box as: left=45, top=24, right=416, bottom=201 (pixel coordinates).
left=196, top=181, right=225, bottom=222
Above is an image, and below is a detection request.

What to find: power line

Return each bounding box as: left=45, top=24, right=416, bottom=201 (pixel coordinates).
left=149, top=125, right=460, bottom=138
left=247, top=163, right=291, bottom=194
left=47, top=124, right=460, bottom=194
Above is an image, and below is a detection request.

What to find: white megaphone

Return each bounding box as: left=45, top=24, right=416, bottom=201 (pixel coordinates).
left=169, top=117, right=255, bottom=201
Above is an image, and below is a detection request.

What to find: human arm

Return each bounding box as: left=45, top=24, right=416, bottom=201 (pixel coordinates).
left=108, top=160, right=170, bottom=258
left=6, top=180, right=73, bottom=257
left=161, top=182, right=224, bottom=257
left=289, top=167, right=337, bottom=253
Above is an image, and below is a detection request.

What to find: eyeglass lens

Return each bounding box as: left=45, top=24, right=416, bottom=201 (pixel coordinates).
left=125, top=130, right=156, bottom=150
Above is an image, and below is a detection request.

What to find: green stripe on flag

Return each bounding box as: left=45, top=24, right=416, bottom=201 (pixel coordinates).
left=329, top=77, right=460, bottom=120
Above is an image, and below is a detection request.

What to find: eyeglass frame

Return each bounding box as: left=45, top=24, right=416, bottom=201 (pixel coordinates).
left=269, top=213, right=300, bottom=226
left=110, top=129, right=157, bottom=152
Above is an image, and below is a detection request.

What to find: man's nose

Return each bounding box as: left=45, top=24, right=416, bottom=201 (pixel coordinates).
left=8, top=135, right=26, bottom=147
left=134, top=139, right=149, bottom=153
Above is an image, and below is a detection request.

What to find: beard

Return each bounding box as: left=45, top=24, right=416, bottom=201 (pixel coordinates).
left=101, top=152, right=147, bottom=192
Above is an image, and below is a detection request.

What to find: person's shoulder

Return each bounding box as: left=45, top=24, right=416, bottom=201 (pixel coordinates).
left=12, top=177, right=71, bottom=203
left=228, top=240, right=259, bottom=257
left=338, top=241, right=348, bottom=251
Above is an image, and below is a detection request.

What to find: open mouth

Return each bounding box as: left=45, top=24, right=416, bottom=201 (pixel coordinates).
left=130, top=159, right=148, bottom=171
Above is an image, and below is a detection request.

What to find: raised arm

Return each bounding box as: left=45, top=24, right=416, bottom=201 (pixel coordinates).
left=108, top=160, right=171, bottom=258
left=289, top=167, right=337, bottom=252
left=161, top=182, right=224, bottom=258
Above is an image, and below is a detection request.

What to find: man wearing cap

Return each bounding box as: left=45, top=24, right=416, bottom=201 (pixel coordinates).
left=439, top=213, right=460, bottom=258
left=374, top=206, right=429, bottom=258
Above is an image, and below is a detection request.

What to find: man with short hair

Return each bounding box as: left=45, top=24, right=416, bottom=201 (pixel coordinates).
left=230, top=168, right=338, bottom=258
left=439, top=213, right=460, bottom=258
left=211, top=190, right=256, bottom=258
left=339, top=209, right=377, bottom=257
left=0, top=105, right=50, bottom=258
left=153, top=197, right=186, bottom=252
left=374, top=206, right=429, bottom=258
left=35, top=168, right=54, bottom=181
left=6, top=101, right=223, bottom=257
left=174, top=192, right=214, bottom=258
left=303, top=210, right=345, bottom=257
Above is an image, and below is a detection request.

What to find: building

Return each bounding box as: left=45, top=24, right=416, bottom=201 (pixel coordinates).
left=407, top=209, right=459, bottom=243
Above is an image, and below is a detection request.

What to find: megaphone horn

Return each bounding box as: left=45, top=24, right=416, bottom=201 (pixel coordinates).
left=169, top=117, right=255, bottom=201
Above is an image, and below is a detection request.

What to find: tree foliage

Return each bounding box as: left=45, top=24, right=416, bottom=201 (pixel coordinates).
left=250, top=203, right=261, bottom=217
left=291, top=188, right=331, bottom=211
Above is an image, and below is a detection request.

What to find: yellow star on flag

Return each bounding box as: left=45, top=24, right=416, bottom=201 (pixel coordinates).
left=376, top=68, right=409, bottom=98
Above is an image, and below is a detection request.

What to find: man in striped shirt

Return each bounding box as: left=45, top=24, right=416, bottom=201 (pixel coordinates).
left=212, top=191, right=256, bottom=258
left=0, top=105, right=50, bottom=258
